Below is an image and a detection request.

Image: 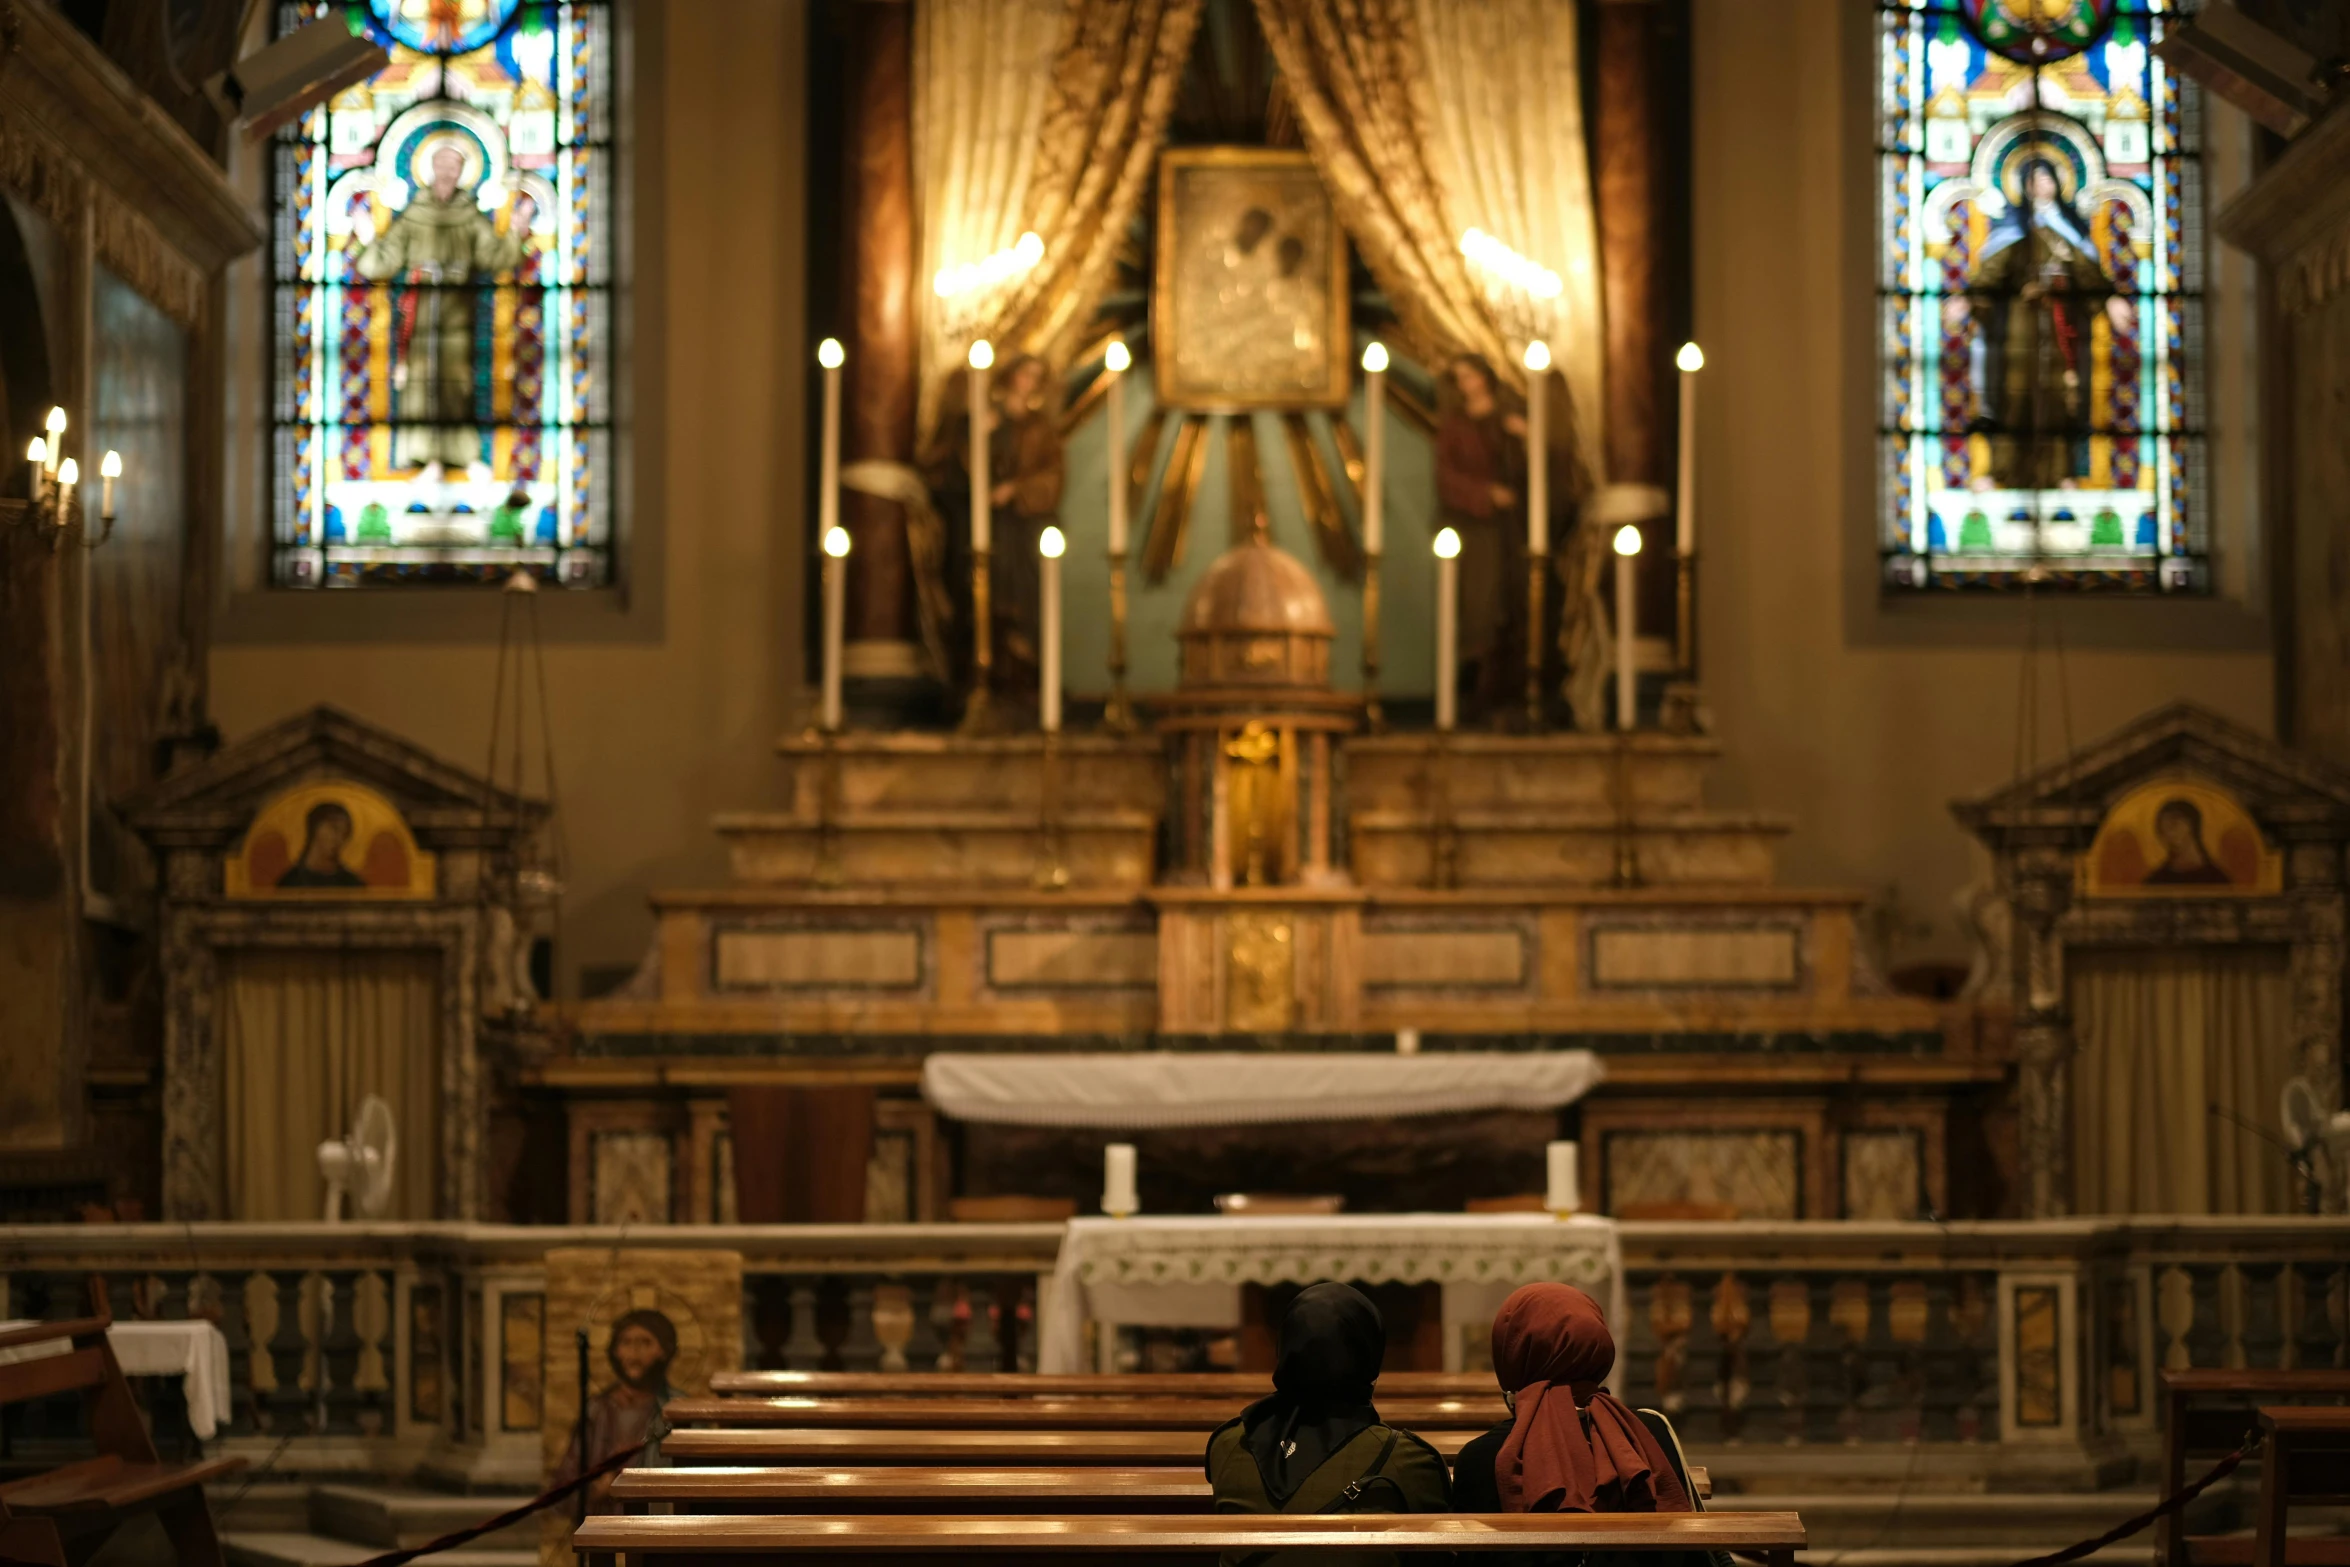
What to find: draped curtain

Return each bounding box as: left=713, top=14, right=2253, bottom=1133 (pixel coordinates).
left=2069, top=946, right=2295, bottom=1215
left=913, top=0, right=1204, bottom=447
left=221, top=949, right=442, bottom=1221
left=1248, top=0, right=1607, bottom=476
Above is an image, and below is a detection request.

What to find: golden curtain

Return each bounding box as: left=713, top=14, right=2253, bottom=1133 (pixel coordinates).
left=2069, top=946, right=2295, bottom=1215
left=912, top=0, right=1203, bottom=448
left=1248, top=0, right=1606, bottom=470
left=221, top=949, right=442, bottom=1221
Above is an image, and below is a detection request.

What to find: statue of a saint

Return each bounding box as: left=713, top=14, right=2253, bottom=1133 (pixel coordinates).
left=352, top=141, right=536, bottom=483
left=1433, top=355, right=1534, bottom=724
left=1956, top=157, right=2131, bottom=491
left=923, top=354, right=1066, bottom=702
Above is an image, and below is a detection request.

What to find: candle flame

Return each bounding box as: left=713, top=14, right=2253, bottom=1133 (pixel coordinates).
left=27, top=437, right=45, bottom=465
left=44, top=406, right=66, bottom=436
left=1361, top=341, right=1389, bottom=374
left=1523, top=339, right=1552, bottom=373
left=1039, top=525, right=1066, bottom=559
left=1613, top=524, right=1643, bottom=557
left=56, top=457, right=78, bottom=488
left=817, top=338, right=845, bottom=369
left=968, top=340, right=995, bottom=370
left=101, top=450, right=122, bottom=479
left=823, top=526, right=851, bottom=559
left=1676, top=342, right=1705, bottom=373
left=1433, top=527, right=1461, bottom=560
left=1104, top=339, right=1131, bottom=374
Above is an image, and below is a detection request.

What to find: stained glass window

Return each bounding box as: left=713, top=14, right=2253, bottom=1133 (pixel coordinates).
left=1878, top=0, right=2205, bottom=593
left=270, top=0, right=613, bottom=588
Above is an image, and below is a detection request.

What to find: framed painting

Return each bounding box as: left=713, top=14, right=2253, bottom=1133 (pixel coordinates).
left=224, top=779, right=437, bottom=899
left=2078, top=777, right=2282, bottom=898
left=1153, top=147, right=1351, bottom=412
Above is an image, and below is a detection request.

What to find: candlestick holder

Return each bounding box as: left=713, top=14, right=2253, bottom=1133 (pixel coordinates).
left=1033, top=728, right=1069, bottom=890
left=1674, top=545, right=1696, bottom=675
left=1103, top=554, right=1136, bottom=734
left=961, top=548, right=996, bottom=733
left=1610, top=731, right=1642, bottom=888
left=1525, top=547, right=1549, bottom=731
left=1360, top=551, right=1385, bottom=733
left=811, top=727, right=846, bottom=890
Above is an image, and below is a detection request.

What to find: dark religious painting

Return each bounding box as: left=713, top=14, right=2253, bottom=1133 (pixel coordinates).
left=1878, top=0, right=2207, bottom=593
left=270, top=0, right=614, bottom=588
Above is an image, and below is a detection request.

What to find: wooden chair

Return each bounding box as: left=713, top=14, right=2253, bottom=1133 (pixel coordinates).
left=0, top=1317, right=243, bottom=1567
left=659, top=1394, right=1503, bottom=1431
left=2159, top=1370, right=2350, bottom=1567
left=572, top=1510, right=1805, bottom=1567
left=2251, top=1407, right=2350, bottom=1567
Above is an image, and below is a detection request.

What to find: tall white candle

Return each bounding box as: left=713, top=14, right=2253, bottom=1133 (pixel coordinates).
left=1522, top=341, right=1550, bottom=555
left=99, top=450, right=121, bottom=521
left=1360, top=342, right=1388, bottom=554
left=1103, top=1143, right=1139, bottom=1217
left=821, top=525, right=850, bottom=731
left=1545, top=1140, right=1580, bottom=1214
left=817, top=338, right=844, bottom=548
left=1104, top=340, right=1130, bottom=558
left=27, top=437, right=45, bottom=501
left=1433, top=526, right=1461, bottom=732
left=1613, top=524, right=1641, bottom=731
left=968, top=341, right=994, bottom=553
left=1675, top=342, right=1703, bottom=554
left=1039, top=525, right=1065, bottom=733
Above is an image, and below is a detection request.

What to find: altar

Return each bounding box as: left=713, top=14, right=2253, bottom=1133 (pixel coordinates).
left=1037, top=1213, right=1625, bottom=1376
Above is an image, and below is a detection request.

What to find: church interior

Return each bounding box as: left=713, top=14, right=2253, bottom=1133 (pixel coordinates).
left=2, top=0, right=2348, bottom=1562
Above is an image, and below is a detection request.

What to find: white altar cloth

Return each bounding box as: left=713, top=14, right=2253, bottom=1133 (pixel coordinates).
left=0, top=1319, right=234, bottom=1439
left=922, top=1052, right=1605, bottom=1128
left=1037, top=1213, right=1624, bottom=1374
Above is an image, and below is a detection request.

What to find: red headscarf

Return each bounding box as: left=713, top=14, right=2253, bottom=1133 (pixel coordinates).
left=1491, top=1282, right=1691, bottom=1515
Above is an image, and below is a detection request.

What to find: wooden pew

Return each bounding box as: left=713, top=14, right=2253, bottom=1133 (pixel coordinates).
left=610, top=1463, right=1711, bottom=1515
left=661, top=1428, right=1480, bottom=1467
left=573, top=1510, right=1804, bottom=1567
left=2251, top=1407, right=2350, bottom=1567
left=2159, top=1370, right=2350, bottom=1567
left=710, top=1372, right=1499, bottom=1399
left=661, top=1395, right=1502, bottom=1430
left=0, top=1317, right=243, bottom=1567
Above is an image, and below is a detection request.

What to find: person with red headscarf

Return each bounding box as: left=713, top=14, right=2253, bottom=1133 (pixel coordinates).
left=1452, top=1282, right=1695, bottom=1520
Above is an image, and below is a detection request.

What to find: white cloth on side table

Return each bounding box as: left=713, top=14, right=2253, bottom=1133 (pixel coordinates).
left=922, top=1051, right=1606, bottom=1128
left=1037, top=1213, right=1625, bottom=1374
left=0, top=1319, right=234, bottom=1440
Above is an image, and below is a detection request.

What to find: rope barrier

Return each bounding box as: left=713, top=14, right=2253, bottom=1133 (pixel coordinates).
left=2002, top=1431, right=2255, bottom=1567
left=341, top=1438, right=649, bottom=1567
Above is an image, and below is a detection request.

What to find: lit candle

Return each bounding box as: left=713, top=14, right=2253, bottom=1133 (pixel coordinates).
left=1613, top=524, right=1642, bottom=730
left=55, top=457, right=78, bottom=529
left=817, top=338, right=844, bottom=552
left=1104, top=340, right=1130, bottom=558
left=1545, top=1140, right=1580, bottom=1215
left=1102, top=1143, right=1139, bottom=1217
left=99, top=450, right=121, bottom=521
left=1039, top=524, right=1065, bottom=733
left=1433, top=526, right=1461, bottom=732
left=26, top=437, right=45, bottom=500
left=1522, top=341, right=1550, bottom=555
left=1675, top=342, right=1703, bottom=554
left=821, top=524, right=850, bottom=732
left=968, top=340, right=994, bottom=554
left=43, top=406, right=65, bottom=472
left=1360, top=341, right=1388, bottom=555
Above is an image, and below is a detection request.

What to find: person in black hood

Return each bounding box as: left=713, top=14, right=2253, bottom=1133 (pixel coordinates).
left=1205, top=1282, right=1451, bottom=1566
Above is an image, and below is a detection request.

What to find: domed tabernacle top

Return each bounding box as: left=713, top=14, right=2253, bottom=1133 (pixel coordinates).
left=1178, top=530, right=1336, bottom=639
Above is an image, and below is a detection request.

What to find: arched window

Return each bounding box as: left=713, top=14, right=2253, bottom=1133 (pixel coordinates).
left=270, top=0, right=614, bottom=588
left=1878, top=1, right=2204, bottom=593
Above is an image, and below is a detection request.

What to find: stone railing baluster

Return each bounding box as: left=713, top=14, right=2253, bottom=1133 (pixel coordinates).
left=2238, top=1261, right=2284, bottom=1369
left=1801, top=1275, right=1845, bottom=1443
left=2181, top=1263, right=2228, bottom=1368
left=320, top=1269, right=363, bottom=1435
left=2292, top=1261, right=2344, bottom=1368
left=840, top=1280, right=883, bottom=1371
left=265, top=1270, right=312, bottom=1435
left=782, top=1282, right=825, bottom=1370
left=1678, top=1273, right=1726, bottom=1443
left=904, top=1277, right=945, bottom=1371
left=1715, top=1271, right=1754, bottom=1443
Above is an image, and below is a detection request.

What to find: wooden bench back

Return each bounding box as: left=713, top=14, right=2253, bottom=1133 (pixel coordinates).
left=710, top=1371, right=1500, bottom=1399
left=2159, top=1371, right=2350, bottom=1567
left=660, top=1427, right=1477, bottom=1466
left=661, top=1395, right=1502, bottom=1431
left=0, top=1319, right=117, bottom=1411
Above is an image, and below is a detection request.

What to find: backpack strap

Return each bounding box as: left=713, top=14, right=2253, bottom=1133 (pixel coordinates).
left=1319, top=1426, right=1404, bottom=1513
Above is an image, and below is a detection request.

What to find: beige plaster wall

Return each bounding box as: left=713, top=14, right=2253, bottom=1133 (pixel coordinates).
left=207, top=1, right=809, bottom=995
left=1691, top=0, right=2274, bottom=966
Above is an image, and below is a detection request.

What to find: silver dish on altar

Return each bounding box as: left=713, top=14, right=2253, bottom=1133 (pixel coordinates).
left=1212, top=1193, right=1345, bottom=1215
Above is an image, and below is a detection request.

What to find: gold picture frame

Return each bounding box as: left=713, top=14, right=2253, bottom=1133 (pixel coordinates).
left=1153, top=147, right=1351, bottom=412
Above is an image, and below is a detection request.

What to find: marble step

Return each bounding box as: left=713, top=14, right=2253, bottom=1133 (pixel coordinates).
left=307, top=1482, right=542, bottom=1549
left=1345, top=732, right=1724, bottom=814
left=224, top=1532, right=530, bottom=1567
left=716, top=808, right=1159, bottom=890
left=1709, top=1487, right=2198, bottom=1549
left=778, top=732, right=1163, bottom=817
left=1349, top=807, right=1789, bottom=888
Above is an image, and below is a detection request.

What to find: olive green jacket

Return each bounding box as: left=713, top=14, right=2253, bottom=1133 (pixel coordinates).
left=1205, top=1417, right=1453, bottom=1567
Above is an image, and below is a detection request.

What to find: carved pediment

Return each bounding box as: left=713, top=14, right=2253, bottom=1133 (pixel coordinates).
left=127, top=704, right=545, bottom=855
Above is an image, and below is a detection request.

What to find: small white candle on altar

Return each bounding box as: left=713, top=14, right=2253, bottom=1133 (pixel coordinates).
left=1103, top=1143, right=1139, bottom=1217
left=1675, top=342, right=1703, bottom=554
left=1360, top=341, right=1388, bottom=554
left=820, top=524, right=851, bottom=732
left=817, top=337, right=844, bottom=547
left=1104, top=339, right=1131, bottom=558
left=1545, top=1140, right=1580, bottom=1215
left=1039, top=524, right=1065, bottom=733
left=968, top=340, right=994, bottom=553
left=1613, top=523, right=1641, bottom=731
left=1395, top=1026, right=1420, bottom=1056
left=99, top=450, right=121, bottom=521
left=1433, top=526, right=1461, bottom=732
left=1522, top=340, right=1550, bottom=555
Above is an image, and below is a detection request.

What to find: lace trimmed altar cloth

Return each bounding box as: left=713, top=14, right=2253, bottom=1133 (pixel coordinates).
left=921, top=1051, right=1606, bottom=1129
left=1037, top=1213, right=1625, bottom=1374
left=0, top=1319, right=234, bottom=1439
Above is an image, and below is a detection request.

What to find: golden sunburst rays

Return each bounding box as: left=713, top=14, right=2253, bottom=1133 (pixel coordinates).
left=1130, top=407, right=1378, bottom=585
left=1227, top=413, right=1265, bottom=544
left=1141, top=415, right=1208, bottom=583
left=1281, top=413, right=1362, bottom=582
